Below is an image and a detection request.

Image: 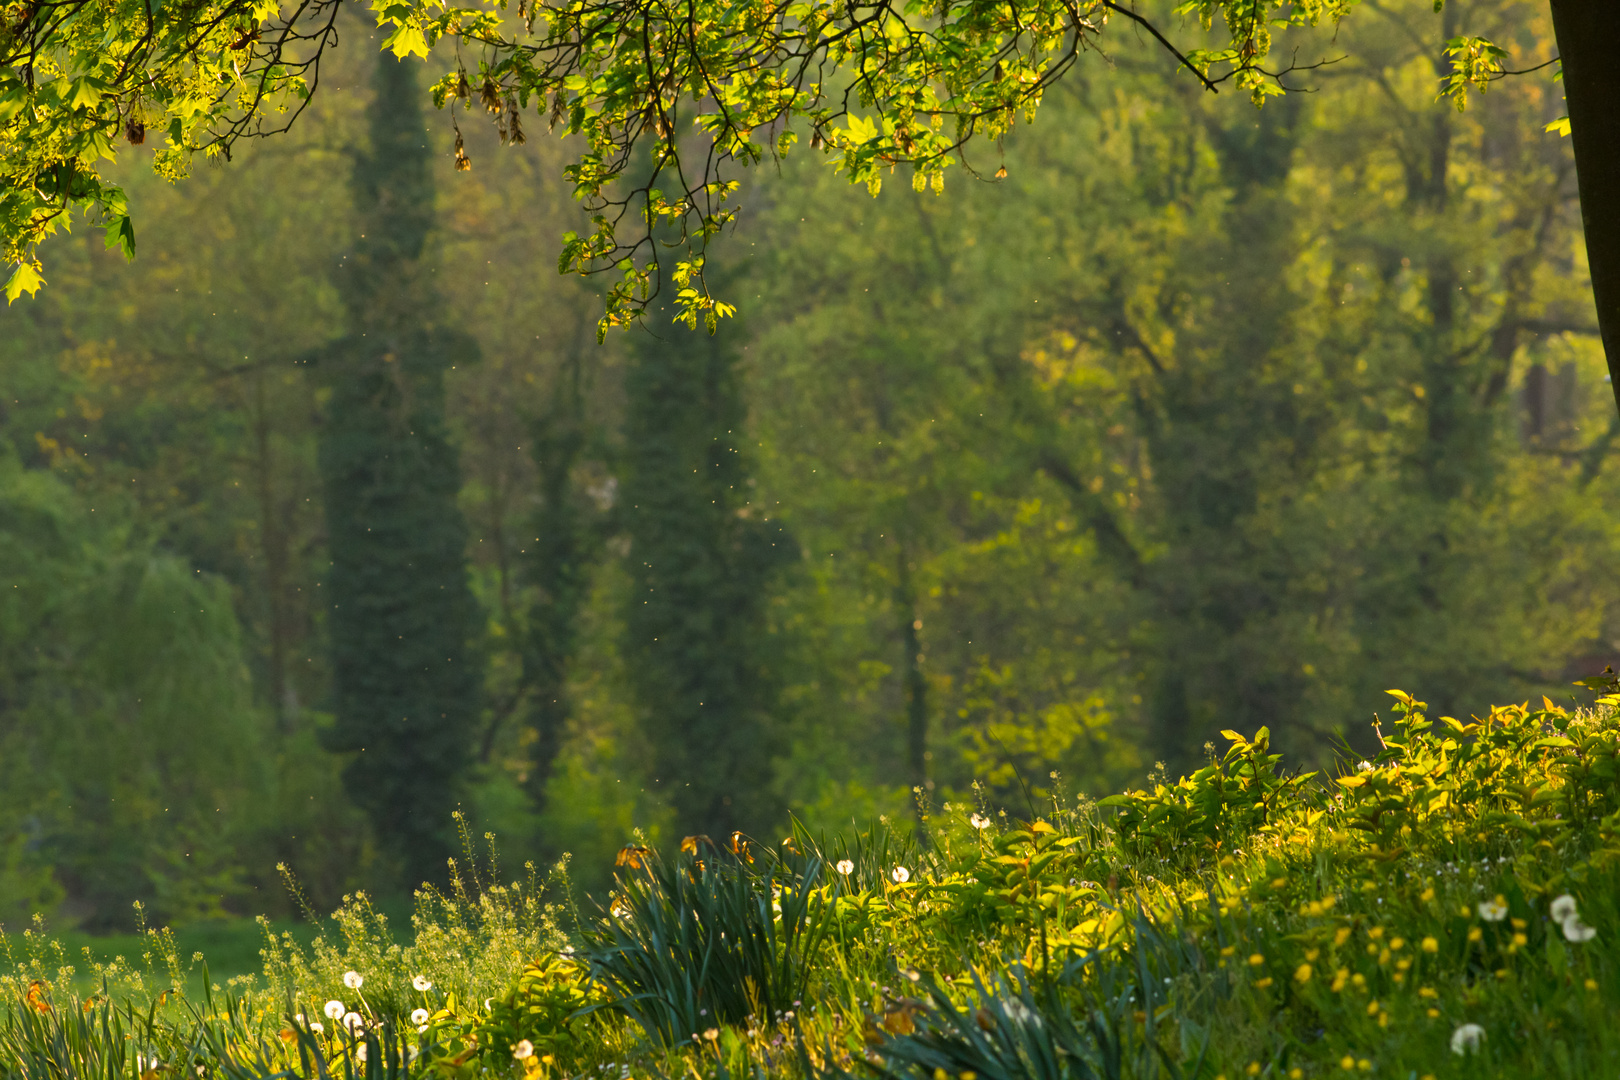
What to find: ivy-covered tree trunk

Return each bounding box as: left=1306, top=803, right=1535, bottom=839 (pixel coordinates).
left=520, top=394, right=595, bottom=809
left=621, top=320, right=791, bottom=839
left=315, top=56, right=481, bottom=890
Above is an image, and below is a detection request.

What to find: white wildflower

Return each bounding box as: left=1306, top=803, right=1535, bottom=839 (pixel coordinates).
left=970, top=813, right=991, bottom=830
left=513, top=1040, right=535, bottom=1060
left=412, top=975, right=433, bottom=992
left=891, top=866, right=910, bottom=884
left=1004, top=999, right=1040, bottom=1028
left=1357, top=761, right=1374, bottom=773
left=1450, top=1023, right=1485, bottom=1056
left=1477, top=897, right=1508, bottom=922
left=343, top=971, right=364, bottom=990
left=323, top=1000, right=346, bottom=1021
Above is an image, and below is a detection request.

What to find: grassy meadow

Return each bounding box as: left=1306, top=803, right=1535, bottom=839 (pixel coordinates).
left=7, top=685, right=1620, bottom=1079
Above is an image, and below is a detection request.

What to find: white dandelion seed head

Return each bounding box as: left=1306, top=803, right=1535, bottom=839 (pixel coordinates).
left=1450, top=1023, right=1485, bottom=1055
left=412, top=975, right=433, bottom=992
left=343, top=1012, right=365, bottom=1034
left=343, top=971, right=364, bottom=990
left=970, top=813, right=991, bottom=830
left=891, top=866, right=910, bottom=883
left=323, top=1000, right=346, bottom=1021
left=836, top=859, right=854, bottom=875
left=355, top=1044, right=367, bottom=1064
left=411, top=1009, right=430, bottom=1026
left=1477, top=898, right=1508, bottom=922
left=1550, top=894, right=1578, bottom=926
left=1563, top=918, right=1597, bottom=943
left=513, top=1040, right=535, bottom=1060
left=309, top=1022, right=324, bottom=1035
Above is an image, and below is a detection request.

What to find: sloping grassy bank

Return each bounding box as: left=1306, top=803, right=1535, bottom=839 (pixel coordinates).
left=7, top=687, right=1620, bottom=1079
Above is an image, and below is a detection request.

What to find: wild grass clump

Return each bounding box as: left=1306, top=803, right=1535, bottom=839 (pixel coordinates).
left=8, top=685, right=1620, bottom=1079
left=583, top=838, right=831, bottom=1047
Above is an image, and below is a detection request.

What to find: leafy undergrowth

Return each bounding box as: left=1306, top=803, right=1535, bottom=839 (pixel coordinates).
left=8, top=685, right=1620, bottom=1080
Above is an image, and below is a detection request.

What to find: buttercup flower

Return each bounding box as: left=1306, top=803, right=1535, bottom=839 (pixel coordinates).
left=412, top=975, right=433, bottom=992
left=513, top=1040, right=535, bottom=1060
left=891, top=866, right=910, bottom=883
left=1550, top=894, right=1578, bottom=926
left=836, top=859, right=854, bottom=875
left=324, top=1000, right=346, bottom=1021
left=411, top=1008, right=430, bottom=1025
left=970, top=813, right=991, bottom=830
left=1450, top=1023, right=1485, bottom=1055
left=343, top=971, right=364, bottom=990
left=1477, top=897, right=1508, bottom=922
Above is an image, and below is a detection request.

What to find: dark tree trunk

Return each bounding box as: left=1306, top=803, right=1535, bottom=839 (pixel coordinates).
left=1549, top=1, right=1620, bottom=412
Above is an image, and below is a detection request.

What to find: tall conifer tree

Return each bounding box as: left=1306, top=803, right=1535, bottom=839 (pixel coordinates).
left=520, top=391, right=595, bottom=809
left=621, top=320, right=791, bottom=838
left=315, top=56, right=480, bottom=889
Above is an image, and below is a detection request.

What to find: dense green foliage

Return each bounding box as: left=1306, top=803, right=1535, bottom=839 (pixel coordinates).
left=0, top=0, right=1612, bottom=921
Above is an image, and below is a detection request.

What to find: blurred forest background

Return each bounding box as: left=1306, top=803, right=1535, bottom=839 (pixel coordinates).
left=0, top=0, right=1611, bottom=934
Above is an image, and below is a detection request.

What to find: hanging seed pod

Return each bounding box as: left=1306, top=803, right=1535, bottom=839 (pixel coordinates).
left=506, top=96, right=525, bottom=144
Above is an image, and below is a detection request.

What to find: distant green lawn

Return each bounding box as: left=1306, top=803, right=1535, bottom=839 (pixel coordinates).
left=5, top=919, right=320, bottom=996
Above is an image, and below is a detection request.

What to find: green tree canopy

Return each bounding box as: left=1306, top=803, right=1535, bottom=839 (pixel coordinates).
left=2, top=1, right=1615, bottom=396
